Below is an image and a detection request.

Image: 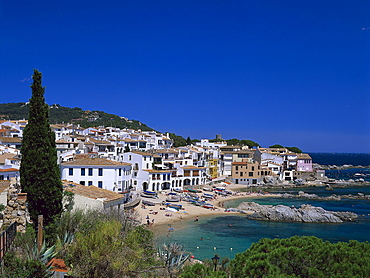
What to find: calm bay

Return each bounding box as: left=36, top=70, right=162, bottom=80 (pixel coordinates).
left=154, top=185, right=370, bottom=260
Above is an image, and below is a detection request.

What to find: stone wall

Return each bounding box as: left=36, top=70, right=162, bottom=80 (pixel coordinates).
left=2, top=179, right=29, bottom=233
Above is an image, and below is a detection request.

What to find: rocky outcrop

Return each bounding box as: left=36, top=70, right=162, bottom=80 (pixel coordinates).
left=236, top=202, right=357, bottom=223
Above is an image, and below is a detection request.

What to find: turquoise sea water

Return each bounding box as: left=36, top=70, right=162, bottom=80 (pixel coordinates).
left=154, top=186, right=370, bottom=260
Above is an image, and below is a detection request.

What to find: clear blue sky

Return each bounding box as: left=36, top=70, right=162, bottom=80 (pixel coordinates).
left=1, top=1, right=369, bottom=153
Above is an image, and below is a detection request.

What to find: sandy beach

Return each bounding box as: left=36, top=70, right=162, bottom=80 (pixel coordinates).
left=134, top=184, right=280, bottom=226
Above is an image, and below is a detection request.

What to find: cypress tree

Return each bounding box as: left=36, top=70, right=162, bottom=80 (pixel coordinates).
left=20, top=69, right=63, bottom=228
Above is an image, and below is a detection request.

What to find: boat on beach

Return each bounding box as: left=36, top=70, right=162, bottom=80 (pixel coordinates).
left=141, top=190, right=158, bottom=199
left=166, top=195, right=181, bottom=202
left=141, top=200, right=156, bottom=206
left=165, top=203, right=182, bottom=210
left=202, top=203, right=214, bottom=209
left=202, top=193, right=214, bottom=200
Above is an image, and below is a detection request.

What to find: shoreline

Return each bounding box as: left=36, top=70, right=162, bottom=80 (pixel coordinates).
left=135, top=184, right=280, bottom=227
left=134, top=182, right=370, bottom=228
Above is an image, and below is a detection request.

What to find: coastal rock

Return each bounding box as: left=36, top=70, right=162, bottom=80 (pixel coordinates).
left=236, top=202, right=357, bottom=223
left=298, top=205, right=342, bottom=223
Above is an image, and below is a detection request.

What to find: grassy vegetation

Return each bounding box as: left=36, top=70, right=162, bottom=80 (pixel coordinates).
left=2, top=209, right=170, bottom=277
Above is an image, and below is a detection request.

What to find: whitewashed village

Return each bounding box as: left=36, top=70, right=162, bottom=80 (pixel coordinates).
left=0, top=119, right=326, bottom=213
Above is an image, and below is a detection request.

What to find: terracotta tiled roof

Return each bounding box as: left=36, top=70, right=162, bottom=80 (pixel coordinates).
left=131, top=151, right=154, bottom=156
left=61, top=157, right=131, bottom=166
left=232, top=161, right=247, bottom=165
left=281, top=152, right=297, bottom=156
left=0, top=153, right=18, bottom=164
left=0, top=168, right=19, bottom=172
left=62, top=180, right=124, bottom=203
left=144, top=169, right=173, bottom=173
left=0, top=137, right=21, bottom=143
left=181, top=166, right=205, bottom=170
left=122, top=138, right=139, bottom=142
left=296, top=153, right=312, bottom=159
left=88, top=138, right=112, bottom=144
left=154, top=149, right=178, bottom=154
left=55, top=139, right=70, bottom=144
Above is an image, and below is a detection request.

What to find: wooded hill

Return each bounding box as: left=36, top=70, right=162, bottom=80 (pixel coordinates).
left=0, top=102, right=154, bottom=131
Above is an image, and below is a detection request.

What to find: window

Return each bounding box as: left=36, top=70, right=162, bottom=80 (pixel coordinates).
left=98, top=168, right=103, bottom=176
left=119, top=168, right=122, bottom=176
left=81, top=168, right=85, bottom=176
left=69, top=168, right=73, bottom=176
left=88, top=168, right=93, bottom=176
left=98, top=181, right=103, bottom=188
left=80, top=181, right=85, bottom=185
left=240, top=172, right=243, bottom=177
left=251, top=166, right=254, bottom=171
left=249, top=172, right=253, bottom=177
left=129, top=155, right=131, bottom=160
left=236, top=166, right=238, bottom=171
left=88, top=181, right=93, bottom=186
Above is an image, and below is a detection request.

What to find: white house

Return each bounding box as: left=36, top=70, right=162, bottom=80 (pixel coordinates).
left=119, top=151, right=154, bottom=191
left=0, top=152, right=20, bottom=181
left=60, top=156, right=132, bottom=193
left=62, top=180, right=125, bottom=211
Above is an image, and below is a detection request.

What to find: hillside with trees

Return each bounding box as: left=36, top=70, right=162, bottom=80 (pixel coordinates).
left=0, top=102, right=154, bottom=131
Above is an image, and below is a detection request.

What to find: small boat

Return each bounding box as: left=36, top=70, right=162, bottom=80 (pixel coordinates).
left=142, top=200, right=156, bottom=206
left=141, top=193, right=158, bottom=199
left=173, top=188, right=183, bottom=193
left=166, top=195, right=181, bottom=202
left=143, top=190, right=158, bottom=196
left=203, top=193, right=214, bottom=198
left=166, top=208, right=178, bottom=213
left=203, top=187, right=213, bottom=192
left=165, top=203, right=182, bottom=210
left=202, top=203, right=214, bottom=209
left=187, top=192, right=198, bottom=198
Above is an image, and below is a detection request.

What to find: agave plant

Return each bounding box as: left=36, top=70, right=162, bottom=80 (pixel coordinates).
left=24, top=240, right=58, bottom=277
left=158, top=242, right=190, bottom=276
